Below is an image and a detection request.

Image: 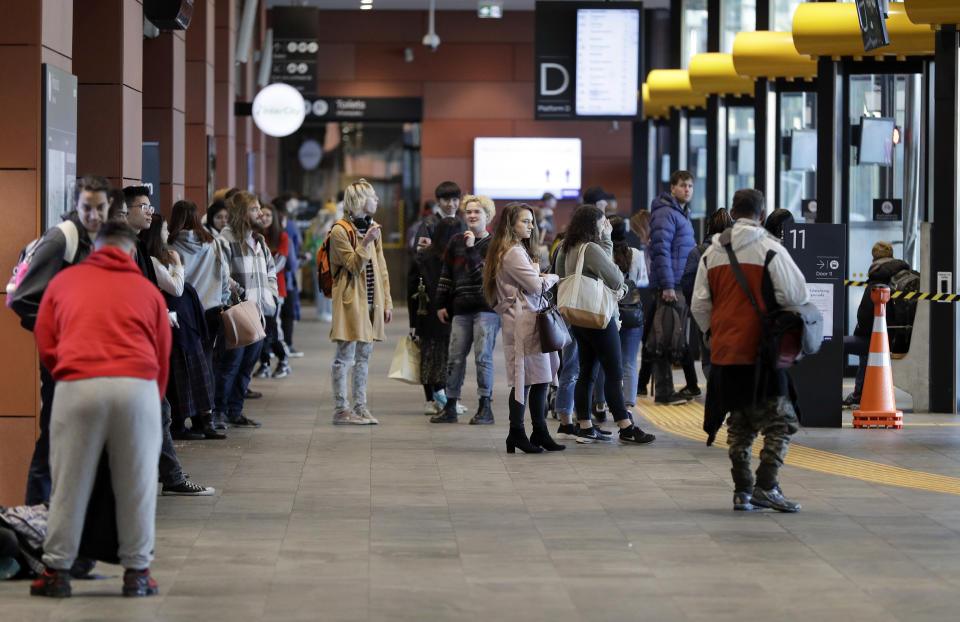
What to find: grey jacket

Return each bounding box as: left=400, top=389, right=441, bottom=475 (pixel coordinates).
left=170, top=231, right=231, bottom=311
left=554, top=235, right=624, bottom=294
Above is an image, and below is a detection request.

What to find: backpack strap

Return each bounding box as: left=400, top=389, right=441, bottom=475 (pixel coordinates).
left=719, top=229, right=763, bottom=323
left=57, top=221, right=80, bottom=263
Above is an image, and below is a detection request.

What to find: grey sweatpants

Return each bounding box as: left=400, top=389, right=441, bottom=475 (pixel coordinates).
left=42, top=377, right=162, bottom=571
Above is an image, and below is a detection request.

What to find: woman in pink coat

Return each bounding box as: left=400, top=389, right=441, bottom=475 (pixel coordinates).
left=482, top=203, right=565, bottom=454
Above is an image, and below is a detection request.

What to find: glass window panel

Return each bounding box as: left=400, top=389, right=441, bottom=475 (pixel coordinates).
left=771, top=0, right=806, bottom=32
left=727, top=106, right=756, bottom=207
left=778, top=91, right=817, bottom=220
left=722, top=0, right=756, bottom=54
left=687, top=116, right=708, bottom=219
left=682, top=0, right=708, bottom=69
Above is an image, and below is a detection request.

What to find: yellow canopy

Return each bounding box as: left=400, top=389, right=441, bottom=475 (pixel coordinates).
left=688, top=53, right=755, bottom=96
left=732, top=31, right=818, bottom=80
left=904, top=0, right=960, bottom=26
left=642, top=83, right=670, bottom=120
left=793, top=2, right=934, bottom=58
left=646, top=69, right=708, bottom=110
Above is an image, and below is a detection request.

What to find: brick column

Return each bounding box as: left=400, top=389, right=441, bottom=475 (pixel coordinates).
left=215, top=0, right=236, bottom=189
left=185, top=0, right=215, bottom=208
left=73, top=0, right=143, bottom=189
left=0, top=1, right=74, bottom=505
left=143, top=30, right=186, bottom=217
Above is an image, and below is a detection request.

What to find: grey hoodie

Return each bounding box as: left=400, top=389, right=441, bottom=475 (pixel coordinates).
left=169, top=230, right=231, bottom=310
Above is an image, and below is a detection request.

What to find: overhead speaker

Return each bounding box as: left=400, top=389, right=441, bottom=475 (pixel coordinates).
left=144, top=0, right=194, bottom=31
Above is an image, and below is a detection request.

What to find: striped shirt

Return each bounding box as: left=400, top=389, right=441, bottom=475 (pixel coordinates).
left=352, top=217, right=375, bottom=305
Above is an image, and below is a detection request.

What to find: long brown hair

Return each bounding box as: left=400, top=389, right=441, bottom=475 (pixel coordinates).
left=260, top=204, right=285, bottom=251
left=168, top=200, right=214, bottom=244
left=609, top=215, right=631, bottom=274
left=481, top=202, right=538, bottom=307
left=630, top=210, right=651, bottom=246
left=226, top=190, right=259, bottom=240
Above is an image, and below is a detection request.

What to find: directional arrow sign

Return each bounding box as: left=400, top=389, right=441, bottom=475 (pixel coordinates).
left=817, top=259, right=825, bottom=269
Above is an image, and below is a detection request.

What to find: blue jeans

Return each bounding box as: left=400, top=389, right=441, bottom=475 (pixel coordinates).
left=445, top=312, right=500, bottom=399
left=555, top=333, right=579, bottom=416
left=215, top=339, right=264, bottom=416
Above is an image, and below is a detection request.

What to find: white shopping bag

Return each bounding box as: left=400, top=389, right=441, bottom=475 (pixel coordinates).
left=388, top=335, right=421, bottom=384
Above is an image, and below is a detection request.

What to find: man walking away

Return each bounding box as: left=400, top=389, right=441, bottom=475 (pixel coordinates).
left=30, top=222, right=170, bottom=598
left=691, top=189, right=809, bottom=512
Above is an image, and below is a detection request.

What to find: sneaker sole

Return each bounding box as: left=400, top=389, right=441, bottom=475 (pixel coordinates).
left=122, top=586, right=158, bottom=597
left=576, top=435, right=615, bottom=444
left=749, top=498, right=802, bottom=513
left=468, top=419, right=494, bottom=425
left=30, top=586, right=71, bottom=598
left=161, top=489, right=215, bottom=496
left=332, top=420, right=372, bottom=425
left=619, top=436, right=656, bottom=445
left=733, top=504, right=759, bottom=511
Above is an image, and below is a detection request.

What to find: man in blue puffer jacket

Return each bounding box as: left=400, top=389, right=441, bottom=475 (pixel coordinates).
left=648, top=170, right=698, bottom=405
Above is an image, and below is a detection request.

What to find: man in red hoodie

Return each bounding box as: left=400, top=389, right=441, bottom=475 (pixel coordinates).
left=30, top=221, right=171, bottom=598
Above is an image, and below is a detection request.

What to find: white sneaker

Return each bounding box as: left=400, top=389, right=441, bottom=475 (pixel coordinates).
left=333, top=408, right=371, bottom=425
left=355, top=406, right=379, bottom=425
left=424, top=400, right=442, bottom=415
left=456, top=403, right=467, bottom=415
left=319, top=313, right=333, bottom=323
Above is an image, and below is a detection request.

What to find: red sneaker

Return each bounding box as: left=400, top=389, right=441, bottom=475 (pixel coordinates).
left=30, top=568, right=71, bottom=598
left=122, top=568, right=158, bottom=597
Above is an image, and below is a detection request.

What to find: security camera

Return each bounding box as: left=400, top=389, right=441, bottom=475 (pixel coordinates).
left=422, top=32, right=440, bottom=51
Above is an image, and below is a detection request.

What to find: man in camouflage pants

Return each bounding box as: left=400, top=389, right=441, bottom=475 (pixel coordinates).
left=690, top=189, right=809, bottom=512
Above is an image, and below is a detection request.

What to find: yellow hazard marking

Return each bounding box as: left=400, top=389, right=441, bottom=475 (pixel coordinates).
left=635, top=401, right=960, bottom=496
left=844, top=280, right=959, bottom=302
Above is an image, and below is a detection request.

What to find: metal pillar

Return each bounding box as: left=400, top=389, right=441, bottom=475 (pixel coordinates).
left=930, top=26, right=960, bottom=413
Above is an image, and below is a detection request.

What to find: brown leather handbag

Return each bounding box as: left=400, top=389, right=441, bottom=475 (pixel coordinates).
left=221, top=285, right=265, bottom=349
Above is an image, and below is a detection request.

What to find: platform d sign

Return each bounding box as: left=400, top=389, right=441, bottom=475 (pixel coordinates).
left=252, top=83, right=306, bottom=137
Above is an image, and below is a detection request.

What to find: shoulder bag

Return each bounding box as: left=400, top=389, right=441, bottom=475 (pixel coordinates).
left=557, top=243, right=618, bottom=329
left=221, top=284, right=265, bottom=349
left=535, top=285, right=569, bottom=353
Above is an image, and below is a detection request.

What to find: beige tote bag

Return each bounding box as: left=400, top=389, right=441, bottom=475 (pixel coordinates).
left=557, top=243, right=618, bottom=329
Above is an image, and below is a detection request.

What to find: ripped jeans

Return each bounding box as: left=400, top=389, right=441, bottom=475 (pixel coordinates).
left=331, top=340, right=374, bottom=411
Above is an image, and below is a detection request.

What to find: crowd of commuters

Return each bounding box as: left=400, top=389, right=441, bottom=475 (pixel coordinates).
left=6, top=163, right=914, bottom=596
left=7, top=176, right=308, bottom=597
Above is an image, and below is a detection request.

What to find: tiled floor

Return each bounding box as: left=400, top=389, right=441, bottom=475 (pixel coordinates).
left=3, top=308, right=960, bottom=621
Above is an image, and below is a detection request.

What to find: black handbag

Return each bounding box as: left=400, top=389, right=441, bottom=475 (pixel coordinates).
left=618, top=278, right=644, bottom=328
left=535, top=288, right=568, bottom=353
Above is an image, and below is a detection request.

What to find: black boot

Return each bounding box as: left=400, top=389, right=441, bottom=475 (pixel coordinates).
left=469, top=397, right=494, bottom=425
left=529, top=413, right=565, bottom=451
left=195, top=413, right=227, bottom=440
left=505, top=427, right=543, bottom=454
left=430, top=398, right=459, bottom=423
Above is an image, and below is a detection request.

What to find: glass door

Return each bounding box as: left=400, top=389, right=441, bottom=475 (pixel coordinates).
left=727, top=105, right=756, bottom=208
left=778, top=91, right=817, bottom=219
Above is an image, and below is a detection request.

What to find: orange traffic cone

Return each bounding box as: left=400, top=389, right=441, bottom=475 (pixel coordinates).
left=853, top=285, right=903, bottom=429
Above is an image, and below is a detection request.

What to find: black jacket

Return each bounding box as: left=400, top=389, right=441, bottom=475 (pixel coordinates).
left=9, top=215, right=93, bottom=331
left=854, top=257, right=911, bottom=337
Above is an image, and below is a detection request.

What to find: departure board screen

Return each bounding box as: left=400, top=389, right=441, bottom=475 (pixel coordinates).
left=574, top=8, right=640, bottom=117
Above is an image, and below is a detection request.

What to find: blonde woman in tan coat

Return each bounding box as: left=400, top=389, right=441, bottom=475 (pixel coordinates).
left=329, top=179, right=393, bottom=425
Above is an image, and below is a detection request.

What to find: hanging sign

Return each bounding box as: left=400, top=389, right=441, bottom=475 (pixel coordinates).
left=252, top=83, right=306, bottom=137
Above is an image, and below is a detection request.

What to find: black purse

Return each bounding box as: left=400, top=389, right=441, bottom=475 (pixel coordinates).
left=535, top=287, right=568, bottom=353
left=619, top=278, right=644, bottom=328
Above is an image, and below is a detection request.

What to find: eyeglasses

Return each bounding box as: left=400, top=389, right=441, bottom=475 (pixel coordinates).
left=136, top=204, right=155, bottom=214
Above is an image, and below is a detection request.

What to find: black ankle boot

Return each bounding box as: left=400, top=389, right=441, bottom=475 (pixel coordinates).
left=529, top=427, right=566, bottom=451
left=469, top=397, right=494, bottom=425
left=505, top=427, right=543, bottom=454
left=195, top=413, right=227, bottom=440
left=430, top=398, right=459, bottom=423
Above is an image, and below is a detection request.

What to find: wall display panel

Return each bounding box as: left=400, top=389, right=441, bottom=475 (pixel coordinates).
left=474, top=137, right=582, bottom=200
left=534, top=1, right=643, bottom=120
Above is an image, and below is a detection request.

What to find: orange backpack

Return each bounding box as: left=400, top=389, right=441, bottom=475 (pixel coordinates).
left=316, top=219, right=357, bottom=298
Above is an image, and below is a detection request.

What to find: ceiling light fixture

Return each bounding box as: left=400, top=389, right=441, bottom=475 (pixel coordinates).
left=360, top=4, right=373, bottom=9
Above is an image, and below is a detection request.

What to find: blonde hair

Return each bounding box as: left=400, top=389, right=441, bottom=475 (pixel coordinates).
left=481, top=202, right=538, bottom=307
left=343, top=179, right=375, bottom=218
left=461, top=195, right=495, bottom=220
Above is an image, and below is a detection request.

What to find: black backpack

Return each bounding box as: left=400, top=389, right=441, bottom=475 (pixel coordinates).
left=648, top=297, right=688, bottom=365
left=886, top=268, right=920, bottom=353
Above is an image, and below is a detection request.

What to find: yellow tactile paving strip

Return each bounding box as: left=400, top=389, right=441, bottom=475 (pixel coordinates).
left=635, top=400, right=960, bottom=496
